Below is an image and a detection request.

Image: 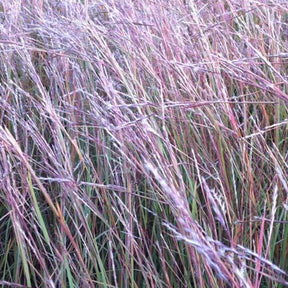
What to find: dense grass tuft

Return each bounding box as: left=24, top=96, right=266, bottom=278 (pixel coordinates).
left=0, top=0, right=288, bottom=287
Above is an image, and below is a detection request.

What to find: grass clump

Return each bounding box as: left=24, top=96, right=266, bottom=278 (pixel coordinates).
left=0, top=0, right=288, bottom=287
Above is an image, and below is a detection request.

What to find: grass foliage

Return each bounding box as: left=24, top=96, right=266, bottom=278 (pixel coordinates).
left=0, top=0, right=288, bottom=287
